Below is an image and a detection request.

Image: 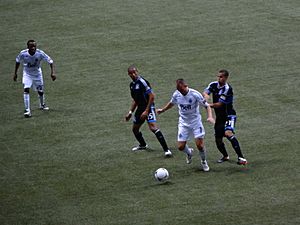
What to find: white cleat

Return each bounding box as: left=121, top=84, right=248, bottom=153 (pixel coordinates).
left=40, top=104, right=49, bottom=111
left=237, top=157, right=248, bottom=165
left=164, top=149, right=172, bottom=157
left=24, top=110, right=31, bottom=118
left=186, top=148, right=194, bottom=164
left=132, top=145, right=148, bottom=151
left=201, top=160, right=210, bottom=172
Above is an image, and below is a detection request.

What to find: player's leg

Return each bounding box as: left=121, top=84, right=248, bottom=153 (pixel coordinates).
left=224, top=116, right=247, bottom=165
left=195, top=138, right=209, bottom=172
left=193, top=125, right=209, bottom=171
left=147, top=108, right=172, bottom=156
left=22, top=75, right=32, bottom=117
left=131, top=110, right=147, bottom=151
left=35, top=76, right=49, bottom=110
left=214, top=119, right=229, bottom=162
left=178, top=125, right=193, bottom=164
left=215, top=137, right=229, bottom=163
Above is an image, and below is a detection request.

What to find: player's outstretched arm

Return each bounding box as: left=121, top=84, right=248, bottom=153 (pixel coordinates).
left=210, top=101, right=223, bottom=109
left=125, top=100, right=137, bottom=121
left=13, top=62, right=20, bottom=81
left=50, top=63, right=56, bottom=81
left=205, top=105, right=215, bottom=124
left=157, top=102, right=174, bottom=115
left=203, top=91, right=210, bottom=101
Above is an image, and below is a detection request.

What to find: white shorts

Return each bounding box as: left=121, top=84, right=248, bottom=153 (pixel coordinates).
left=177, top=123, right=205, bottom=141
left=23, top=73, right=44, bottom=91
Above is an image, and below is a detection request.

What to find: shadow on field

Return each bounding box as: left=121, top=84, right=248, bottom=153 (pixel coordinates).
left=147, top=180, right=175, bottom=188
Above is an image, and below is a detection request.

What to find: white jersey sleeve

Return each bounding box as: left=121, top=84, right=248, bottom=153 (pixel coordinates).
left=194, top=91, right=209, bottom=108
left=16, top=50, right=26, bottom=63
left=170, top=91, right=179, bottom=105
left=40, top=50, right=53, bottom=64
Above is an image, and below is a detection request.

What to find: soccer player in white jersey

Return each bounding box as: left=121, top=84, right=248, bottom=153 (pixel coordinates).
left=157, top=79, right=215, bottom=171
left=13, top=40, right=56, bottom=118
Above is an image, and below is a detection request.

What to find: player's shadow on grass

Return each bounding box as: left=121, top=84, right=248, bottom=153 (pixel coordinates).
left=210, top=160, right=251, bottom=175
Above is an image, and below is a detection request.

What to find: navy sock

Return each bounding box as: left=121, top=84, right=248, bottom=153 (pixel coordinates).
left=134, top=132, right=147, bottom=147
left=216, top=140, right=228, bottom=157
left=154, top=130, right=169, bottom=152
left=227, top=136, right=244, bottom=158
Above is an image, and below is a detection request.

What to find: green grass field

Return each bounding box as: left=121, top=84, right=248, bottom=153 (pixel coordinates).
left=1, top=0, right=299, bottom=224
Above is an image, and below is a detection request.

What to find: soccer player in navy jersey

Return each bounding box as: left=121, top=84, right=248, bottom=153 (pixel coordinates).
left=203, top=70, right=247, bottom=165
left=125, top=65, right=172, bottom=157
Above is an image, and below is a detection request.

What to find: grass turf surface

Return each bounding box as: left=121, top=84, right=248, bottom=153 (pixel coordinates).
left=1, top=0, right=299, bottom=224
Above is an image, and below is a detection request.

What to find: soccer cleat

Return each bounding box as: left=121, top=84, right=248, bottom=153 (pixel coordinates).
left=24, top=109, right=31, bottom=118
left=237, top=157, right=248, bottom=165
left=40, top=104, right=49, bottom=110
left=164, top=149, right=173, bottom=157
left=186, top=148, right=194, bottom=164
left=132, top=145, right=148, bottom=151
left=201, top=160, right=210, bottom=172
left=217, top=156, right=230, bottom=163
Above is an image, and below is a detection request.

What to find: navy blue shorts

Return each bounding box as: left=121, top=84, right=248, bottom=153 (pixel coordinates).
left=133, top=106, right=157, bottom=124
left=215, top=115, right=237, bottom=138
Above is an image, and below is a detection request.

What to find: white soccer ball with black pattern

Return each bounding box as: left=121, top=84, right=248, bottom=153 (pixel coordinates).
left=154, top=168, right=169, bottom=182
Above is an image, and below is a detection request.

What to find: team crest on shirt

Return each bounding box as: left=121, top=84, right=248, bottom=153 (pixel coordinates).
left=135, top=84, right=140, bottom=89
left=189, top=98, right=192, bottom=103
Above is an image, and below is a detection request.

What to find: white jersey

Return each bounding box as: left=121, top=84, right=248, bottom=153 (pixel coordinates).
left=171, top=88, right=209, bottom=127
left=16, top=49, right=53, bottom=76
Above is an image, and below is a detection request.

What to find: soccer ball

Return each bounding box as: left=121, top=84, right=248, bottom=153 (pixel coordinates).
left=154, top=168, right=169, bottom=182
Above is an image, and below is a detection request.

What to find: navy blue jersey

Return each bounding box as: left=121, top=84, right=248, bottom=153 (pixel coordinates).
left=130, top=76, right=154, bottom=109
left=204, top=81, right=236, bottom=119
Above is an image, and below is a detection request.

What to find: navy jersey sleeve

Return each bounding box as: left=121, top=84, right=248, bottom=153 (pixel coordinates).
left=204, top=82, right=214, bottom=95
left=139, top=77, right=152, bottom=94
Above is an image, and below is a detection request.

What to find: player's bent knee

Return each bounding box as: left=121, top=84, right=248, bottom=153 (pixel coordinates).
left=224, top=130, right=233, bottom=137
left=177, top=144, right=186, bottom=151
left=148, top=123, right=158, bottom=132
left=38, top=91, right=44, bottom=96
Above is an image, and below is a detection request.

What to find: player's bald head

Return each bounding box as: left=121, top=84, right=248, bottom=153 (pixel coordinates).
left=128, top=65, right=139, bottom=80
left=128, top=65, right=138, bottom=74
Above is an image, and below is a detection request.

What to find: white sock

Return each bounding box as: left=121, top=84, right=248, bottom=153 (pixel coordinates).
left=199, top=148, right=207, bottom=161
left=39, top=93, right=45, bottom=106
left=24, top=93, right=30, bottom=111
left=183, top=145, right=191, bottom=155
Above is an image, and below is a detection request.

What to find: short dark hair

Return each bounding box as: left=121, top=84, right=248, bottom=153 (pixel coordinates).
left=27, top=39, right=36, bottom=47
left=128, top=64, right=138, bottom=73
left=219, top=69, right=229, bottom=77
left=176, top=78, right=188, bottom=86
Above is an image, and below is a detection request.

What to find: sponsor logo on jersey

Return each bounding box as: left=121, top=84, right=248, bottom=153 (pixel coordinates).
left=180, top=104, right=192, bottom=111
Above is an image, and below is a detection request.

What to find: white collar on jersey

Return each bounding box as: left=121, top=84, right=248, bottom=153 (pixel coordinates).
left=217, top=82, right=227, bottom=89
